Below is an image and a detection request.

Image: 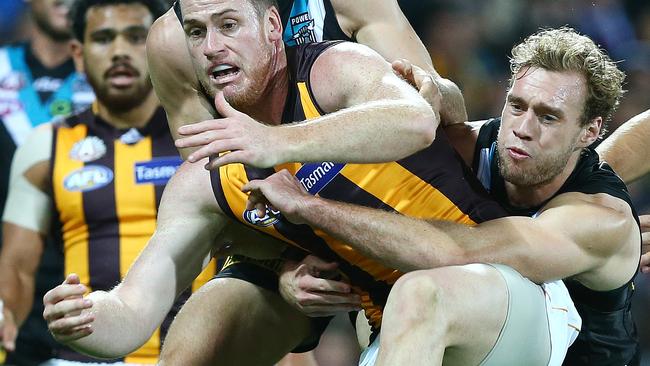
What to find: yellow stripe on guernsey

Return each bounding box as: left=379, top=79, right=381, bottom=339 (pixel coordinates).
left=341, top=164, right=476, bottom=224
left=297, top=82, right=320, bottom=119
left=53, top=124, right=91, bottom=289
left=114, top=136, right=216, bottom=363
left=114, top=136, right=160, bottom=363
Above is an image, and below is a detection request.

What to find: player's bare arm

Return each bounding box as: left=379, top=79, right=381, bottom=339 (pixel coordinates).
left=594, top=110, right=650, bottom=274
left=331, top=0, right=467, bottom=124
left=640, top=214, right=650, bottom=273
left=244, top=170, right=639, bottom=288
left=43, top=160, right=226, bottom=358
left=390, top=58, right=489, bottom=167
left=0, top=125, right=54, bottom=351
left=596, top=109, right=650, bottom=183
left=146, top=9, right=216, bottom=159
left=179, top=41, right=437, bottom=169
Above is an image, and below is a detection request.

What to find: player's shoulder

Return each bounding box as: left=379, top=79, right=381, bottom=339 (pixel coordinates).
left=147, top=9, right=184, bottom=52
left=312, top=40, right=386, bottom=72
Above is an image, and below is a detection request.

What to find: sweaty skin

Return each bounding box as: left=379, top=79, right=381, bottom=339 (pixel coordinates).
left=146, top=0, right=466, bottom=159
left=42, top=2, right=440, bottom=361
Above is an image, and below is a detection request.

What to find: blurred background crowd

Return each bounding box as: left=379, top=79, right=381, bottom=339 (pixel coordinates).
left=1, top=0, right=649, bottom=365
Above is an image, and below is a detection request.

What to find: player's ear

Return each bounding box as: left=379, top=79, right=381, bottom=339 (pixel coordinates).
left=70, top=39, right=84, bottom=74
left=266, top=6, right=283, bottom=42
left=579, top=116, right=602, bottom=147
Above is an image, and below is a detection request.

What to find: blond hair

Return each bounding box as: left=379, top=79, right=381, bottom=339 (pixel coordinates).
left=510, top=27, right=625, bottom=136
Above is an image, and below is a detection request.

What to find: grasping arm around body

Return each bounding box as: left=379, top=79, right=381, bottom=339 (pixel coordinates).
left=596, top=110, right=650, bottom=273
left=0, top=125, right=53, bottom=350
left=43, top=161, right=225, bottom=358
left=179, top=42, right=437, bottom=169
left=245, top=171, right=640, bottom=289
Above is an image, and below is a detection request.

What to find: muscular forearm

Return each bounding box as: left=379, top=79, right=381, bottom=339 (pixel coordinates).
left=0, top=223, right=45, bottom=326
left=65, top=289, right=157, bottom=358
left=436, top=78, right=467, bottom=126
left=0, top=267, right=35, bottom=326
left=299, top=197, right=467, bottom=272
left=597, top=110, right=650, bottom=183
left=281, top=100, right=436, bottom=164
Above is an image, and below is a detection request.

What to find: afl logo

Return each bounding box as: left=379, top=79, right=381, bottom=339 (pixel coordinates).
left=243, top=207, right=282, bottom=227
left=63, top=165, right=114, bottom=192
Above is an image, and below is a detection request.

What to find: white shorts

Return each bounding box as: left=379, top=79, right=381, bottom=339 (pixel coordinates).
left=358, top=267, right=580, bottom=366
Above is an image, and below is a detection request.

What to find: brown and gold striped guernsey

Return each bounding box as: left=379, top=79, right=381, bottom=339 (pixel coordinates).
left=210, top=41, right=507, bottom=330
left=50, top=106, right=216, bottom=363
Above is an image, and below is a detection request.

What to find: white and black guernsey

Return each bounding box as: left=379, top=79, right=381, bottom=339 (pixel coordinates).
left=473, top=118, right=640, bottom=366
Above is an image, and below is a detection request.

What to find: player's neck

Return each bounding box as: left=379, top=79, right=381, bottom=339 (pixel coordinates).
left=96, top=92, right=160, bottom=130
left=30, top=26, right=71, bottom=69
left=240, top=47, right=289, bottom=124
left=263, top=65, right=290, bottom=125
left=504, top=151, right=581, bottom=208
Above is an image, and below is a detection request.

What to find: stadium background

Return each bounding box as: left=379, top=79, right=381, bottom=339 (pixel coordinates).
left=1, top=0, right=649, bottom=364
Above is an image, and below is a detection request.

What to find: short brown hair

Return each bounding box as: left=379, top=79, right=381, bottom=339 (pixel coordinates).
left=175, top=0, right=279, bottom=22
left=509, top=27, right=625, bottom=136
left=250, top=0, right=279, bottom=18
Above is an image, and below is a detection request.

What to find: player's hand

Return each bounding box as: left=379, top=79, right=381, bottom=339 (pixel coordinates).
left=640, top=215, right=650, bottom=273
left=279, top=256, right=362, bottom=317
left=242, top=170, right=312, bottom=224
left=0, top=300, right=17, bottom=352
left=43, top=274, right=95, bottom=343
left=392, top=59, right=442, bottom=118
left=176, top=91, right=284, bottom=170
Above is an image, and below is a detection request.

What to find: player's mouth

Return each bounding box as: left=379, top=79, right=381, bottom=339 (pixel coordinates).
left=506, top=146, right=531, bottom=160
left=105, top=65, right=139, bottom=89
left=209, top=64, right=241, bottom=85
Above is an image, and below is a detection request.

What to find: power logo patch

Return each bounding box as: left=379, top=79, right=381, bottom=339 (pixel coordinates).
left=283, top=0, right=325, bottom=47
left=288, top=12, right=316, bottom=45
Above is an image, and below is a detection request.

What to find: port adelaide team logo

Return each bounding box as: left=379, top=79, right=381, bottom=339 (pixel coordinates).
left=288, top=12, right=316, bottom=45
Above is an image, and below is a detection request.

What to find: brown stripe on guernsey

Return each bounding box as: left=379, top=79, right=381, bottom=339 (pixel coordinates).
left=83, top=125, right=119, bottom=300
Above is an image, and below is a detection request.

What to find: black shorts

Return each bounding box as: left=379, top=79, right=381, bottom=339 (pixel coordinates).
left=213, top=255, right=333, bottom=353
